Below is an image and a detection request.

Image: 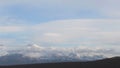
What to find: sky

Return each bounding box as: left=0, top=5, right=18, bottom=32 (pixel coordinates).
left=0, top=0, right=120, bottom=49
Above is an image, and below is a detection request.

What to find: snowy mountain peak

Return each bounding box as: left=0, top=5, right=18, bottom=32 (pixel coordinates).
left=27, top=44, right=44, bottom=51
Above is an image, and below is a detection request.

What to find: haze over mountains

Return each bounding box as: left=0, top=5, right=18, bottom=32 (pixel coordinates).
left=0, top=44, right=120, bottom=65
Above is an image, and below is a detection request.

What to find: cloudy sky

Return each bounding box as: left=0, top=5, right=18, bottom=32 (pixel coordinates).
left=0, top=0, right=120, bottom=49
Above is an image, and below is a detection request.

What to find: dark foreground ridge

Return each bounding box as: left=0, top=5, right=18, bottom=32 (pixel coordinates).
left=0, top=57, right=120, bottom=68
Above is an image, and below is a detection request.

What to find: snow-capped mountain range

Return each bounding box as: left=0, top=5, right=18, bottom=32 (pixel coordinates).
left=0, top=44, right=120, bottom=65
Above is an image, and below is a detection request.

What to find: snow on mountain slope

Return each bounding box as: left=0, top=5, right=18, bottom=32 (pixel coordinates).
left=0, top=44, right=120, bottom=65
left=0, top=44, right=8, bottom=56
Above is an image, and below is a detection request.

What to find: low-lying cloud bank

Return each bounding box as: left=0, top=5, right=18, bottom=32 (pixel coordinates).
left=1, top=44, right=120, bottom=61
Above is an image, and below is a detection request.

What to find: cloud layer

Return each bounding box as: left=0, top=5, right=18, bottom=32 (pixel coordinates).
left=1, top=44, right=120, bottom=62
left=0, top=0, right=120, bottom=53
left=1, top=44, right=120, bottom=65
left=0, top=19, right=120, bottom=47
left=22, top=44, right=119, bottom=59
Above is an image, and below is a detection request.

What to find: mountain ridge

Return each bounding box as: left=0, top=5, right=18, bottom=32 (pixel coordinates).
left=0, top=57, right=120, bottom=68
